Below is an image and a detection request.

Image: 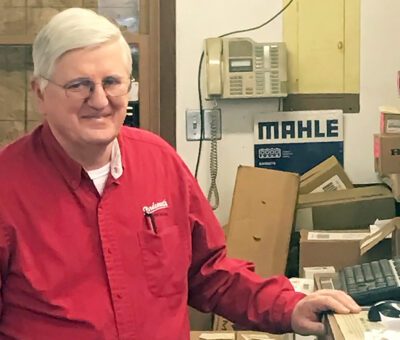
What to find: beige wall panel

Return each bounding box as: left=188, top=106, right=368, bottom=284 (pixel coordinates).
left=0, top=121, right=25, bottom=147
left=27, top=93, right=41, bottom=121
left=0, top=8, right=26, bottom=35
left=27, top=7, right=66, bottom=35
left=27, top=120, right=42, bottom=132
left=0, top=45, right=26, bottom=70
left=27, top=0, right=82, bottom=7
left=0, top=71, right=25, bottom=121
left=83, top=0, right=98, bottom=8
left=26, top=73, right=42, bottom=121
left=0, top=0, right=26, bottom=7
left=283, top=0, right=299, bottom=93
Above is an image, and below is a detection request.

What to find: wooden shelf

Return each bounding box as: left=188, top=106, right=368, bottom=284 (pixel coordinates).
left=123, top=32, right=149, bottom=45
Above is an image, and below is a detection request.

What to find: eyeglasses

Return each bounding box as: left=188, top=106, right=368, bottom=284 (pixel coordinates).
left=41, top=75, right=134, bottom=99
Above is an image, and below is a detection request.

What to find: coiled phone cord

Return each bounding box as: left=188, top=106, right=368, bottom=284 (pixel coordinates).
left=207, top=112, right=219, bottom=210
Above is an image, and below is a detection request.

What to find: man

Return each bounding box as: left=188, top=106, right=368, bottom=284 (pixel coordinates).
left=0, top=8, right=360, bottom=340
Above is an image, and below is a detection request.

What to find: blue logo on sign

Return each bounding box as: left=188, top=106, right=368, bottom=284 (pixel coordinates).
left=258, top=119, right=339, bottom=140
left=258, top=147, right=282, bottom=159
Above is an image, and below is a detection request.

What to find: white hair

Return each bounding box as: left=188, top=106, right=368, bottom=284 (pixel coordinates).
left=32, top=8, right=132, bottom=90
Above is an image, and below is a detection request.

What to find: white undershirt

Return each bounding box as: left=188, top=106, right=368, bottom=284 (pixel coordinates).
left=87, top=162, right=111, bottom=195
left=85, top=139, right=123, bottom=195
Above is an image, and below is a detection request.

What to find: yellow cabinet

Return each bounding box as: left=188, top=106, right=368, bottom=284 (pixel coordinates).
left=283, top=0, right=360, bottom=112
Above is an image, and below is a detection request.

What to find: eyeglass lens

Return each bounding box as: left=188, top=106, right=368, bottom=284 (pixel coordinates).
left=64, top=77, right=132, bottom=98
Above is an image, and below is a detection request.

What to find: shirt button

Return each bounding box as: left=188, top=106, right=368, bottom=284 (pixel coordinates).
left=117, top=294, right=122, bottom=299
left=107, top=248, right=112, bottom=254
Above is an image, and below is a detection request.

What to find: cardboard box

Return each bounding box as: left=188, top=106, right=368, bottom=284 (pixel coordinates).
left=302, top=266, right=335, bottom=280
left=380, top=105, right=400, bottom=134
left=374, top=133, right=400, bottom=174
left=299, top=217, right=400, bottom=272
left=213, top=316, right=292, bottom=340
left=392, top=223, right=400, bottom=256
left=380, top=173, right=400, bottom=202
left=299, top=156, right=353, bottom=194
left=226, top=166, right=299, bottom=277
left=295, top=185, right=395, bottom=230
left=213, top=315, right=234, bottom=331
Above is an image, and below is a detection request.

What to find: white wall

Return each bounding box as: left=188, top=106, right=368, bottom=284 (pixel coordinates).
left=176, top=0, right=400, bottom=226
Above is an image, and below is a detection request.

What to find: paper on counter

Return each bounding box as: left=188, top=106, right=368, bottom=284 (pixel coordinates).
left=199, top=333, right=235, bottom=340
left=334, top=311, right=400, bottom=340
left=289, top=277, right=315, bottom=294
left=307, top=231, right=369, bottom=241
left=241, top=334, right=273, bottom=340
left=370, top=218, right=393, bottom=238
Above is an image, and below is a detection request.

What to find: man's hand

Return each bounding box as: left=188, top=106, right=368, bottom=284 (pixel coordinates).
left=291, top=289, right=361, bottom=336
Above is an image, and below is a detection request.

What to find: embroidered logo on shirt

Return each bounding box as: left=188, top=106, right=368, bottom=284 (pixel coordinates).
left=142, top=200, right=169, bottom=214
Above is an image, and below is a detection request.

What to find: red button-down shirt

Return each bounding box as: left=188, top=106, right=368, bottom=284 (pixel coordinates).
left=0, top=122, right=304, bottom=339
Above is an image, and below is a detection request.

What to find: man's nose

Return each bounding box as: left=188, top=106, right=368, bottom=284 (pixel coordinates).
left=86, top=84, right=109, bottom=109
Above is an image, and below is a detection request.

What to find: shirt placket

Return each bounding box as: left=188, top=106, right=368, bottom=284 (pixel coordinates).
left=97, top=195, right=136, bottom=340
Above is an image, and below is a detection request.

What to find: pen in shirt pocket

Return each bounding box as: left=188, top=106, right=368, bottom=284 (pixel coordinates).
left=144, top=212, right=158, bottom=234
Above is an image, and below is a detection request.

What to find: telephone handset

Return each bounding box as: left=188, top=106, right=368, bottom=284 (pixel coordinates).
left=205, top=38, right=223, bottom=96
left=204, top=37, right=287, bottom=99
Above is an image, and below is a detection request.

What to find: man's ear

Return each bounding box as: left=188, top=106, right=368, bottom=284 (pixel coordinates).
left=31, top=78, right=46, bottom=116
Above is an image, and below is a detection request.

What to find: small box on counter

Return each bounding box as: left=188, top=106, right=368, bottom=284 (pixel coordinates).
left=380, top=106, right=400, bottom=134
left=374, top=133, right=400, bottom=174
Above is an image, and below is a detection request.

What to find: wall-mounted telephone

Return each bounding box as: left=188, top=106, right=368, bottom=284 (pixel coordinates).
left=205, top=37, right=287, bottom=99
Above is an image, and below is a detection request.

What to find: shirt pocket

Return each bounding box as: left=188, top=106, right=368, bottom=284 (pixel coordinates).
left=137, top=225, right=188, bottom=297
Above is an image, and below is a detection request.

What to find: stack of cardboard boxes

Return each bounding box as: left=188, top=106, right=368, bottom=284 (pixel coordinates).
left=374, top=106, right=400, bottom=201
left=296, top=155, right=396, bottom=272
left=206, top=156, right=398, bottom=338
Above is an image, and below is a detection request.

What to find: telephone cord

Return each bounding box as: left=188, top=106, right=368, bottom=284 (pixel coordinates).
left=207, top=115, right=219, bottom=210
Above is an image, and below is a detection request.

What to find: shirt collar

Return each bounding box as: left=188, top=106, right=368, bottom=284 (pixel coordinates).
left=40, top=121, right=124, bottom=190
left=110, top=138, right=123, bottom=179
